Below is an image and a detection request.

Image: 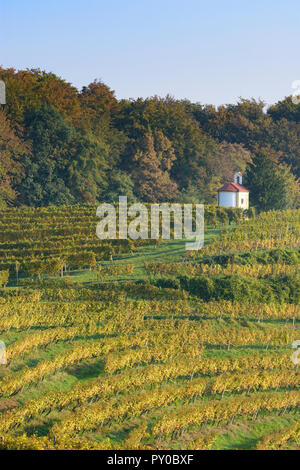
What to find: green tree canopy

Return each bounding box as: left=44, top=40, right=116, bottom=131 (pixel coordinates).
left=245, top=152, right=288, bottom=211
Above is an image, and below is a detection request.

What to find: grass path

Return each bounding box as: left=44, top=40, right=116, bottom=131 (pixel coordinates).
left=50, top=226, right=221, bottom=284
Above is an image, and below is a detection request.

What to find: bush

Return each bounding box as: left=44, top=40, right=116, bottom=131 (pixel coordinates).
left=153, top=273, right=299, bottom=304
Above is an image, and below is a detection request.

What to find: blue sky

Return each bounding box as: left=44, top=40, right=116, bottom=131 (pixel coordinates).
left=1, top=0, right=299, bottom=105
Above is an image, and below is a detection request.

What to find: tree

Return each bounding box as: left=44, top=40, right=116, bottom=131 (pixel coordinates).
left=0, top=109, right=27, bottom=206
left=79, top=80, right=127, bottom=172
left=20, top=104, right=76, bottom=206
left=131, top=132, right=178, bottom=202
left=105, top=170, right=136, bottom=203
left=189, top=98, right=272, bottom=151
left=79, top=80, right=120, bottom=128
left=116, top=96, right=212, bottom=190
left=276, top=164, right=300, bottom=209
left=0, top=67, right=81, bottom=125
left=67, top=131, right=109, bottom=203
left=267, top=96, right=300, bottom=123
left=16, top=103, right=117, bottom=205
left=244, top=152, right=287, bottom=211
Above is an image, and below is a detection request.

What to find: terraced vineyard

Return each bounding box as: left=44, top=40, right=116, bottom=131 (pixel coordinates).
left=0, top=207, right=299, bottom=450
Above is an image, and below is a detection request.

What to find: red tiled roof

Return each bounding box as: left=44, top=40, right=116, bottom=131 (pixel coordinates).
left=217, top=182, right=249, bottom=192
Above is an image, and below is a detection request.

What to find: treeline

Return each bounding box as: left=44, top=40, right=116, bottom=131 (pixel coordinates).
left=0, top=67, right=299, bottom=209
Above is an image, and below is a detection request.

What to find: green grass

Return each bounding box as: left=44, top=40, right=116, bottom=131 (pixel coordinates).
left=213, top=413, right=300, bottom=450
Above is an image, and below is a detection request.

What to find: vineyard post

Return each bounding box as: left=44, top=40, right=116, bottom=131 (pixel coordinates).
left=292, top=307, right=296, bottom=328
left=15, top=261, right=20, bottom=286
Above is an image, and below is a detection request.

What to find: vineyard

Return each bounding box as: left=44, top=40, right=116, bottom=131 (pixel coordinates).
left=0, top=207, right=299, bottom=450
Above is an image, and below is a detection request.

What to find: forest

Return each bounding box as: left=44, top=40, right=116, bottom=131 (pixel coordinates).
left=0, top=67, right=299, bottom=210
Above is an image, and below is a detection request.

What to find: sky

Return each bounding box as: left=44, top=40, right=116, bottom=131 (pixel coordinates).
left=1, top=0, right=300, bottom=106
